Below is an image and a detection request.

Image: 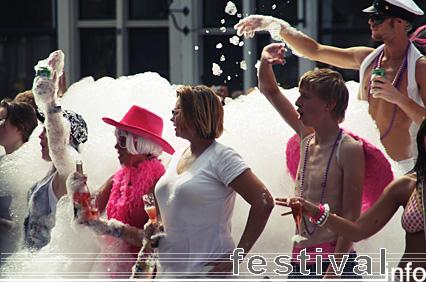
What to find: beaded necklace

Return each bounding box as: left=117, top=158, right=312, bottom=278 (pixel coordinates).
left=367, top=43, right=410, bottom=140
left=300, top=129, right=342, bottom=235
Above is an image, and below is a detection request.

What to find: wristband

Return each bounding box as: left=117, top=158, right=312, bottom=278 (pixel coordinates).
left=318, top=210, right=330, bottom=227
left=48, top=105, right=62, bottom=114
left=310, top=204, right=325, bottom=223
left=315, top=203, right=330, bottom=226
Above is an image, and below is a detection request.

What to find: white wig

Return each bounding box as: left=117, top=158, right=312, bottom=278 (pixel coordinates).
left=115, top=128, right=163, bottom=157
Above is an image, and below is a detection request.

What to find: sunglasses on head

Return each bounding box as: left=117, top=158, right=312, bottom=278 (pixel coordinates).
left=369, top=13, right=391, bottom=25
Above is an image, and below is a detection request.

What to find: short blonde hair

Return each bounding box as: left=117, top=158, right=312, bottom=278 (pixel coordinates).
left=299, top=69, right=349, bottom=123
left=176, top=85, right=224, bottom=139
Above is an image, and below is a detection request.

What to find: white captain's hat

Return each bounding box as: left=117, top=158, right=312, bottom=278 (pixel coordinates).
left=363, top=0, right=424, bottom=22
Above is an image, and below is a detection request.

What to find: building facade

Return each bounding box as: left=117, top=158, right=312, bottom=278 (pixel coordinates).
left=1, top=0, right=425, bottom=100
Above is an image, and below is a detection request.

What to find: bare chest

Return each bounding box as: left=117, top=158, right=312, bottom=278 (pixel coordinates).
left=295, top=142, right=343, bottom=205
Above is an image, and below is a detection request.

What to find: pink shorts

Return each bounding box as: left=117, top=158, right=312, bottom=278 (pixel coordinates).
left=292, top=240, right=355, bottom=265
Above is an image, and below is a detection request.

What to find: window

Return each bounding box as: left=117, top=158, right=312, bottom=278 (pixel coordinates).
left=0, top=0, right=57, bottom=100
left=80, top=29, right=116, bottom=79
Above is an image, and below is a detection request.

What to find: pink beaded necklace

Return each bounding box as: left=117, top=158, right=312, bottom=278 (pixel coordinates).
left=367, top=43, right=410, bottom=140
left=299, top=129, right=342, bottom=235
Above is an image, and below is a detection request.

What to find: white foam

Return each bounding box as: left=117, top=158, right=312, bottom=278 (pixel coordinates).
left=0, top=73, right=405, bottom=278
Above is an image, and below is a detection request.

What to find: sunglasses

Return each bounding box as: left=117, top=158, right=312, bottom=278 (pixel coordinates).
left=369, top=13, right=391, bottom=25
left=117, top=135, right=127, bottom=149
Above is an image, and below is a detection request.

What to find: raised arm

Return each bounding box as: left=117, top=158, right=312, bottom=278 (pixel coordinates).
left=235, top=15, right=373, bottom=70
left=32, top=51, right=75, bottom=181
left=258, top=43, right=312, bottom=138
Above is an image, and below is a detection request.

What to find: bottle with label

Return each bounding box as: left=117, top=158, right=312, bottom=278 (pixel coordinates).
left=73, top=160, right=92, bottom=221
left=130, top=239, right=157, bottom=279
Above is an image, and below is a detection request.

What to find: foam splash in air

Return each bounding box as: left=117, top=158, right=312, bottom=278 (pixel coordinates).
left=225, top=1, right=238, bottom=16
left=229, top=35, right=240, bottom=46
left=212, top=63, right=223, bottom=76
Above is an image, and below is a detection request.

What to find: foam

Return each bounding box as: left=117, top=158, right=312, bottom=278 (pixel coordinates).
left=0, top=73, right=405, bottom=278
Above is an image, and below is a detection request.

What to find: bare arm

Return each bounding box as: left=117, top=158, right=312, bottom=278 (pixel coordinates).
left=278, top=34, right=373, bottom=70
left=32, top=51, right=74, bottom=186
left=278, top=175, right=412, bottom=242
left=231, top=169, right=274, bottom=253
left=258, top=43, right=313, bottom=139
left=324, top=176, right=409, bottom=242
left=235, top=15, right=373, bottom=70
left=207, top=169, right=274, bottom=276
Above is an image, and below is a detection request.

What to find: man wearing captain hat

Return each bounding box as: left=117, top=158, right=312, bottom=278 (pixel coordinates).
left=234, top=0, right=426, bottom=172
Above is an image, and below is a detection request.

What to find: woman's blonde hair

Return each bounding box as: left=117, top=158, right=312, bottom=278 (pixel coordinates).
left=176, top=85, right=224, bottom=139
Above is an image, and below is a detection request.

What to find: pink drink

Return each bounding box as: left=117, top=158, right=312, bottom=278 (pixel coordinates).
left=290, top=201, right=302, bottom=235
left=146, top=206, right=157, bottom=224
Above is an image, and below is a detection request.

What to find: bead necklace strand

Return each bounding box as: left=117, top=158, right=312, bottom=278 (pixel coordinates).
left=367, top=43, right=410, bottom=140
left=300, top=129, right=342, bottom=235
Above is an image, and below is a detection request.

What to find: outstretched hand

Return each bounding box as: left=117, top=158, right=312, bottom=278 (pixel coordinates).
left=261, top=43, right=286, bottom=65
left=234, top=15, right=275, bottom=38
left=275, top=197, right=319, bottom=218
left=32, top=72, right=57, bottom=104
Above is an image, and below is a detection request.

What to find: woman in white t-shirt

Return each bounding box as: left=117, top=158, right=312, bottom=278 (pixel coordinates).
left=153, top=85, right=274, bottom=278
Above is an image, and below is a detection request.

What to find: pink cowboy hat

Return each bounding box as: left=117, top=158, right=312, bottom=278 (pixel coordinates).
left=102, top=105, right=175, bottom=155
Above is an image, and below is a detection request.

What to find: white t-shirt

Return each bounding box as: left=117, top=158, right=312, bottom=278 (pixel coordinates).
left=155, top=141, right=249, bottom=277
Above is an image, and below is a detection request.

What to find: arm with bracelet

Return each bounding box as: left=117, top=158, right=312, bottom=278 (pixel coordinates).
left=277, top=175, right=405, bottom=242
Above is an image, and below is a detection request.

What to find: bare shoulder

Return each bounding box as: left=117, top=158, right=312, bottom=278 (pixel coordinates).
left=416, top=56, right=426, bottom=77
left=384, top=173, right=416, bottom=205
left=338, top=135, right=365, bottom=168
left=340, top=134, right=364, bottom=154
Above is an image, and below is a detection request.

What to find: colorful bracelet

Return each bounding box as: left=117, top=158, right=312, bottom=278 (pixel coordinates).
left=312, top=204, right=325, bottom=222
left=310, top=203, right=330, bottom=225
left=318, top=209, right=330, bottom=227
left=316, top=204, right=330, bottom=226
left=310, top=204, right=325, bottom=223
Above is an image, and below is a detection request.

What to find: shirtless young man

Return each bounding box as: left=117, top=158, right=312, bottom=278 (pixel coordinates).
left=259, top=43, right=365, bottom=279
left=235, top=0, right=426, bottom=171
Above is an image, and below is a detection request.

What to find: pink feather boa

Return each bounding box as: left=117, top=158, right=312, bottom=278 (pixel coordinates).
left=285, top=130, right=394, bottom=213
left=106, top=158, right=165, bottom=227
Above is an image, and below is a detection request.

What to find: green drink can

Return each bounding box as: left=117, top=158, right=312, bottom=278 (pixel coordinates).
left=35, top=67, right=51, bottom=79
left=372, top=68, right=386, bottom=79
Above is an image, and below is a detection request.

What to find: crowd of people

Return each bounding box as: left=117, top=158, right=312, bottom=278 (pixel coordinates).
left=1, top=0, right=426, bottom=280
